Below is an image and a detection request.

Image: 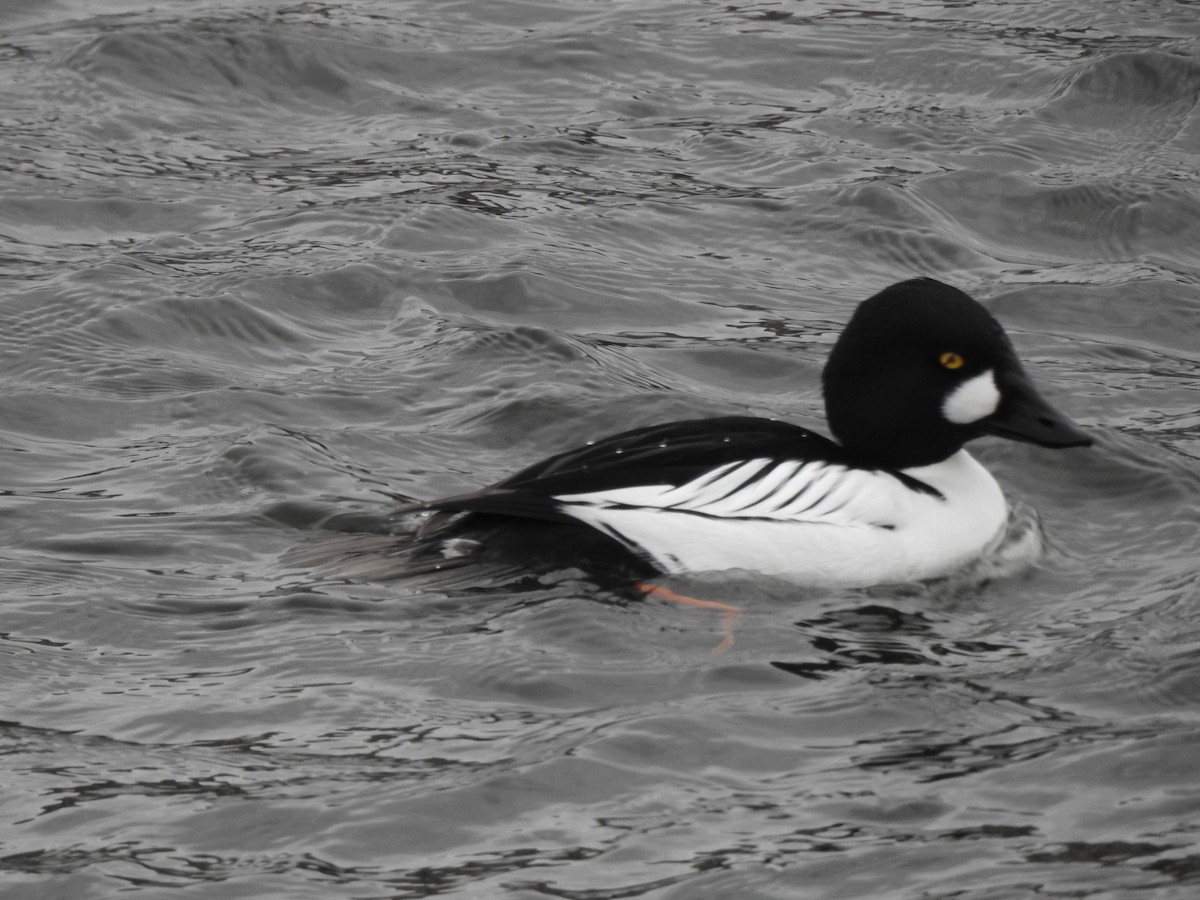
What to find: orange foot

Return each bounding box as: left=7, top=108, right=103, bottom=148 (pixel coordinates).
left=635, top=582, right=743, bottom=654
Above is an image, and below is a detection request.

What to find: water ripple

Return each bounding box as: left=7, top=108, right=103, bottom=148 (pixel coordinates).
left=2, top=1, right=1200, bottom=898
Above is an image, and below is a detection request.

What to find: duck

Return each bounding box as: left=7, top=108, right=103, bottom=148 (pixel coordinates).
left=296, top=278, right=1092, bottom=588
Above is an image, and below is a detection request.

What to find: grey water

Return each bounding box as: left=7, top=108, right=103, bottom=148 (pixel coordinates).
left=2, top=1, right=1200, bottom=898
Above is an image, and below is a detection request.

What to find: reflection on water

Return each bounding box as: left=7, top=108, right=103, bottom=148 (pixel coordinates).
left=2, top=0, right=1199, bottom=898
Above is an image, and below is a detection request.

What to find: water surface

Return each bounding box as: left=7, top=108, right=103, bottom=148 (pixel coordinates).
left=2, top=1, right=1200, bottom=898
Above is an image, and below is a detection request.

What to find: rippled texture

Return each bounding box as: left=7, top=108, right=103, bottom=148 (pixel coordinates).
left=2, top=1, right=1199, bottom=898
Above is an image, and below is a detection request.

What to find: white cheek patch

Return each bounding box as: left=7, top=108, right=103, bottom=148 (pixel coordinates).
left=942, top=369, right=1001, bottom=424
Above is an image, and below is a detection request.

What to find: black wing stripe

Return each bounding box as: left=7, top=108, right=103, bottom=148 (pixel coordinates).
left=692, top=459, right=781, bottom=510
left=763, top=462, right=850, bottom=515
left=676, top=460, right=742, bottom=494
left=598, top=501, right=836, bottom=524
left=760, top=462, right=822, bottom=513
left=661, top=459, right=767, bottom=510
left=791, top=467, right=846, bottom=515
left=718, top=460, right=810, bottom=514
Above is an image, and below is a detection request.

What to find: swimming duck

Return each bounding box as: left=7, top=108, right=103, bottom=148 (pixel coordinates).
left=303, top=278, right=1092, bottom=588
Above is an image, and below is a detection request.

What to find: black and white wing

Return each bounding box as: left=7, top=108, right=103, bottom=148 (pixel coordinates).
left=401, top=416, right=928, bottom=532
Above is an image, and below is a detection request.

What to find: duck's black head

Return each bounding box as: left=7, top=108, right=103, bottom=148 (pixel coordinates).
left=822, top=278, right=1092, bottom=469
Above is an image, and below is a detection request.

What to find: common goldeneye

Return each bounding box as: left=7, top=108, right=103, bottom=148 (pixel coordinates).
left=300, top=278, right=1092, bottom=588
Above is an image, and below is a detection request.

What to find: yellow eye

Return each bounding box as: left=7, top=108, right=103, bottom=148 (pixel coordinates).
left=939, top=351, right=965, bottom=370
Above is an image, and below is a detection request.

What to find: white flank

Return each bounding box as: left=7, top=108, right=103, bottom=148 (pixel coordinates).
left=942, top=369, right=1000, bottom=424
left=554, top=451, right=1009, bottom=587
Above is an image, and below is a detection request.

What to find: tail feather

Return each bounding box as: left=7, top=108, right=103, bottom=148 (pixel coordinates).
left=394, top=487, right=577, bottom=537
left=282, top=532, right=531, bottom=587
left=284, top=514, right=657, bottom=588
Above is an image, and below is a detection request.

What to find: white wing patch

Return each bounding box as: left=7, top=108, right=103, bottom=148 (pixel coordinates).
left=555, top=457, right=900, bottom=526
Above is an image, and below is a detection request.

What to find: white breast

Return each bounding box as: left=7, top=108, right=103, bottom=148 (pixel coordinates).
left=554, top=451, right=1009, bottom=587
